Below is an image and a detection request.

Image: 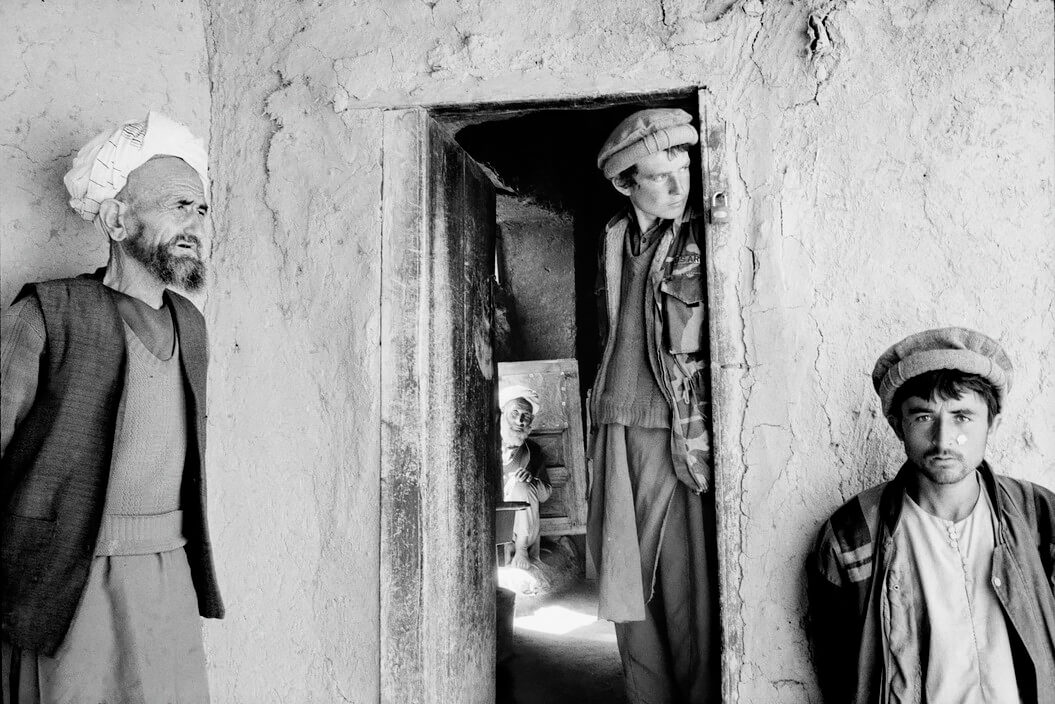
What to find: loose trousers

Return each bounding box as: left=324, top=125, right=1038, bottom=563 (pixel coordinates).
left=504, top=476, right=546, bottom=558
left=590, top=424, right=719, bottom=704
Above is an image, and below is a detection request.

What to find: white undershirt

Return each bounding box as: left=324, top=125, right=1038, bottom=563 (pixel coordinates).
left=896, top=475, right=1022, bottom=704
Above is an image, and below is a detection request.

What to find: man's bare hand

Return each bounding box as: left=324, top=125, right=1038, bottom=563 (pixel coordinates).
left=514, top=468, right=533, bottom=482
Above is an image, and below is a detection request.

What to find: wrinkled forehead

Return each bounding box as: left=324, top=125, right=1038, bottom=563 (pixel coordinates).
left=502, top=398, right=534, bottom=415
left=124, top=155, right=207, bottom=202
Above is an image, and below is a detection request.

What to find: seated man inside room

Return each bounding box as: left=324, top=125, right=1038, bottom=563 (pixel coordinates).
left=499, top=384, right=552, bottom=570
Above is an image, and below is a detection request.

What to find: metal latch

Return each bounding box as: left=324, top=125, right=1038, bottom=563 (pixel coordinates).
left=710, top=191, right=729, bottom=223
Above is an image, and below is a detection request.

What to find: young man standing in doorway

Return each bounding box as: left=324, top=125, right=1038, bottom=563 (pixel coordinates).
left=588, top=108, right=719, bottom=703
left=809, top=327, right=1055, bottom=703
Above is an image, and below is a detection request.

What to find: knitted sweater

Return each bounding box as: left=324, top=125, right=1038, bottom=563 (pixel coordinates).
left=593, top=232, right=670, bottom=428
left=94, top=316, right=189, bottom=557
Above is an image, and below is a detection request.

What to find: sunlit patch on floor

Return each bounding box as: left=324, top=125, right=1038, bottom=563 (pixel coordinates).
left=498, top=564, right=546, bottom=596
left=514, top=604, right=600, bottom=635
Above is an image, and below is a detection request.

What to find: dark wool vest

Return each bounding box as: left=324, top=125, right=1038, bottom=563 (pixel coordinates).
left=1, top=273, right=224, bottom=655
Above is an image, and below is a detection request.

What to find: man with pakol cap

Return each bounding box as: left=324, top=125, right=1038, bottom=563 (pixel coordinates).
left=808, top=327, right=1055, bottom=704
left=1, top=111, right=223, bottom=703
left=499, top=384, right=552, bottom=570
left=588, top=107, right=719, bottom=703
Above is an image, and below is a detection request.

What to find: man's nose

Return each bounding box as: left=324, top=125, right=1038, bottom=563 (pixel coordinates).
left=932, top=416, right=956, bottom=449
left=184, top=210, right=207, bottom=238
left=669, top=174, right=686, bottom=196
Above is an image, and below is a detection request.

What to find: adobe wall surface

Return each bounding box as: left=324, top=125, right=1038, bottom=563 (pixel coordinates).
left=206, top=0, right=1053, bottom=701
left=1, top=0, right=211, bottom=307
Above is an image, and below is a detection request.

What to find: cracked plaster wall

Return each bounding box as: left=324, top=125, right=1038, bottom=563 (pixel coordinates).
left=207, top=1, right=1053, bottom=701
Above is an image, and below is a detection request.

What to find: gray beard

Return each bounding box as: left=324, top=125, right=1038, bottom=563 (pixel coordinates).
left=500, top=428, right=529, bottom=448
left=125, top=226, right=206, bottom=292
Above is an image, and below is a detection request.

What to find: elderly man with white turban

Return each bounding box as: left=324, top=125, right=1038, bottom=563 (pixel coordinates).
left=498, top=384, right=552, bottom=570
left=1, top=111, right=223, bottom=704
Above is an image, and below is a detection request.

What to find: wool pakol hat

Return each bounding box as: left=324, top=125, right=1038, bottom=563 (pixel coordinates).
left=597, top=108, right=699, bottom=179
left=872, top=327, right=1013, bottom=421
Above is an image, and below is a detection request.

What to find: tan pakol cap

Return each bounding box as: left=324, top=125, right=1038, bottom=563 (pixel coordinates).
left=872, top=326, right=1013, bottom=422
left=597, top=108, right=698, bottom=179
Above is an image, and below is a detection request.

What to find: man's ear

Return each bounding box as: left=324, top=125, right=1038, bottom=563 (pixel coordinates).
left=97, top=198, right=130, bottom=242
left=611, top=177, right=633, bottom=198
left=988, top=413, right=1003, bottom=434
left=888, top=415, right=905, bottom=440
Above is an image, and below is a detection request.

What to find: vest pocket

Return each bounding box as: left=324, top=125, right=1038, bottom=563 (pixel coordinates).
left=659, top=273, right=705, bottom=354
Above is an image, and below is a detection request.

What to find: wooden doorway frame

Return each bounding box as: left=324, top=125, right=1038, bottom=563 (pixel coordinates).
left=378, top=89, right=746, bottom=703
left=379, top=108, right=498, bottom=704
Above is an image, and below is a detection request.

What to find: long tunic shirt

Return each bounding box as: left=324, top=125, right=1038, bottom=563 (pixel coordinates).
left=894, top=478, right=1022, bottom=704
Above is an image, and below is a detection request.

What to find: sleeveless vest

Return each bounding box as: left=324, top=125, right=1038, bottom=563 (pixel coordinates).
left=1, top=272, right=224, bottom=655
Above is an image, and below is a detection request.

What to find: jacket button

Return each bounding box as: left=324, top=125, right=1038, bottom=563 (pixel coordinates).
left=993, top=577, right=1002, bottom=588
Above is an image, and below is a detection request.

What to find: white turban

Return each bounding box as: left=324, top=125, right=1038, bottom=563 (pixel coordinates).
left=499, top=384, right=542, bottom=415
left=63, top=111, right=208, bottom=222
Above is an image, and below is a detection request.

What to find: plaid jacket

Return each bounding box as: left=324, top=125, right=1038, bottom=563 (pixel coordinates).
left=807, top=462, right=1055, bottom=703
left=590, top=208, right=712, bottom=493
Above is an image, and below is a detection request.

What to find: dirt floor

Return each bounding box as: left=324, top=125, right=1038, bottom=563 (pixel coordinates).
left=497, top=579, right=626, bottom=704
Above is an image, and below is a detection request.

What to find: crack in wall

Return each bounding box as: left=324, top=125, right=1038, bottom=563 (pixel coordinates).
left=262, top=81, right=291, bottom=283
left=730, top=120, right=755, bottom=702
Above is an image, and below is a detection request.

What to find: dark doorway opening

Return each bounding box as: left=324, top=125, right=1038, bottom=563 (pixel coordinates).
left=435, top=89, right=700, bottom=395
left=430, top=89, right=702, bottom=704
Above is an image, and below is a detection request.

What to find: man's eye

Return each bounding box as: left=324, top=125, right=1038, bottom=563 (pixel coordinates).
left=913, top=415, right=932, bottom=423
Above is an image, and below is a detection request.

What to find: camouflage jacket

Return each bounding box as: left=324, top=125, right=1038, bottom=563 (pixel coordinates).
left=590, top=208, right=713, bottom=493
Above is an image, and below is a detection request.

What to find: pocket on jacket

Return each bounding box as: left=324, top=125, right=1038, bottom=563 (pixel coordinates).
left=660, top=273, right=706, bottom=354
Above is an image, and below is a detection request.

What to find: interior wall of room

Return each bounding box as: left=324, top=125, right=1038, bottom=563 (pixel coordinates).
left=204, top=1, right=1054, bottom=701
left=497, top=197, right=576, bottom=361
